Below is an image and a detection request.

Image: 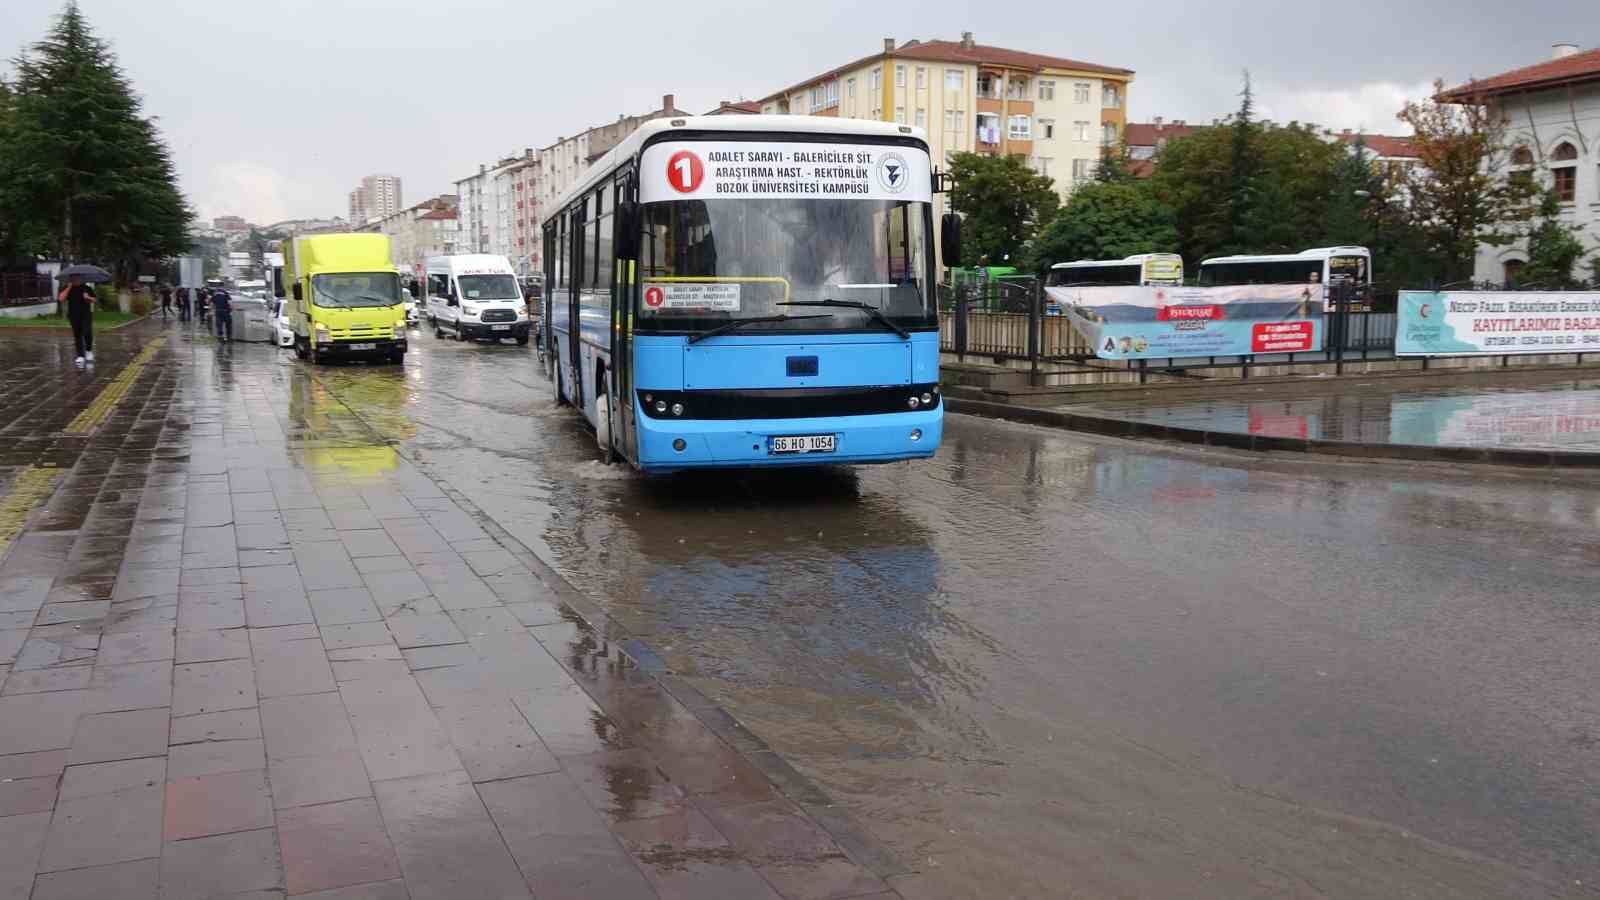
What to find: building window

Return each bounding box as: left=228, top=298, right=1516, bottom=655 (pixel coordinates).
left=895, top=65, right=906, bottom=87
left=1006, top=77, right=1030, bottom=100
left=915, top=108, right=926, bottom=128
left=945, top=69, right=964, bottom=93
left=847, top=78, right=855, bottom=99
left=1073, top=121, right=1090, bottom=141
left=1008, top=115, right=1032, bottom=139
left=1551, top=141, right=1578, bottom=203
left=1072, top=158, right=1092, bottom=182
left=1503, top=259, right=1526, bottom=285
left=809, top=80, right=839, bottom=112
left=895, top=106, right=906, bottom=124
left=1039, top=118, right=1055, bottom=139
left=1103, top=123, right=1118, bottom=145
left=870, top=68, right=881, bottom=93
left=872, top=107, right=882, bottom=120
left=916, top=67, right=926, bottom=90
left=1103, top=85, right=1121, bottom=108
left=976, top=113, right=1000, bottom=145
left=977, top=73, right=1000, bottom=99
left=1033, top=157, right=1052, bottom=176
left=1038, top=80, right=1056, bottom=101
left=943, top=110, right=960, bottom=132
left=1074, top=82, right=1091, bottom=104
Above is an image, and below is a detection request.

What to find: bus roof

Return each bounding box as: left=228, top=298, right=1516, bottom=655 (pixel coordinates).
left=546, top=115, right=931, bottom=226
left=1200, top=246, right=1370, bottom=266
left=1049, top=253, right=1180, bottom=270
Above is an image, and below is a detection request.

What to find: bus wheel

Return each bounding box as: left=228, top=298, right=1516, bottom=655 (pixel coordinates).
left=595, top=377, right=615, bottom=463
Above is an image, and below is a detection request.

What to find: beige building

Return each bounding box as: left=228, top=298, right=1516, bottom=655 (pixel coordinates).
left=535, top=93, right=691, bottom=223
left=359, top=195, right=460, bottom=278
left=758, top=33, right=1133, bottom=204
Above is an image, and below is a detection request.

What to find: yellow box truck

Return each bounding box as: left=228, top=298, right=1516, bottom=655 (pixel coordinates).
left=276, top=233, right=408, bottom=364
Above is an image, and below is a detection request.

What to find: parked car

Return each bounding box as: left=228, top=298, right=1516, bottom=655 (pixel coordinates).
left=274, top=299, right=294, bottom=348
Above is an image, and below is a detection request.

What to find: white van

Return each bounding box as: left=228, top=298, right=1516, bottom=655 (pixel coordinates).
left=424, top=254, right=530, bottom=344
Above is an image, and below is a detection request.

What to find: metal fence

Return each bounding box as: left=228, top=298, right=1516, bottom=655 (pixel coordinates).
left=1, top=274, right=53, bottom=308
left=938, top=279, right=1592, bottom=383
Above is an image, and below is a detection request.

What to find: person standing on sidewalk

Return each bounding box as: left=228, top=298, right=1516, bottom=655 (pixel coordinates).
left=176, top=285, right=190, bottom=322
left=211, top=285, right=233, bottom=343
left=57, top=273, right=96, bottom=366
left=159, top=282, right=174, bottom=320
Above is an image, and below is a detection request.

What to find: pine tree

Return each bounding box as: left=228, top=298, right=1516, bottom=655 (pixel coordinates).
left=7, top=2, right=191, bottom=271
left=1225, top=71, right=1259, bottom=253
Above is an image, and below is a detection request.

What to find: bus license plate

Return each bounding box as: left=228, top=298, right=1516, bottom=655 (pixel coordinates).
left=491, top=324, right=510, bottom=331
left=770, top=435, right=835, bottom=454
left=350, top=343, right=376, bottom=350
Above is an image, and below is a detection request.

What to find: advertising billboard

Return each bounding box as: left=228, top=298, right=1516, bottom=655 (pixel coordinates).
left=1046, top=283, right=1325, bottom=361
left=1396, top=291, right=1600, bottom=356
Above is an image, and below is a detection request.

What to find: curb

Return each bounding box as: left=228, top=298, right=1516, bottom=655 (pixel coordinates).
left=946, top=396, right=1600, bottom=468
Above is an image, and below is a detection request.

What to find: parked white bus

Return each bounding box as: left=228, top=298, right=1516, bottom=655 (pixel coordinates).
left=1198, top=247, right=1370, bottom=289
left=1044, top=253, right=1184, bottom=287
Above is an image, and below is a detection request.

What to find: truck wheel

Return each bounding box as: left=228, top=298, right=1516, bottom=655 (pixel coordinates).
left=433, top=318, right=444, bottom=339
left=455, top=325, right=467, bottom=342
left=294, top=337, right=308, bottom=360
left=390, top=350, right=406, bottom=365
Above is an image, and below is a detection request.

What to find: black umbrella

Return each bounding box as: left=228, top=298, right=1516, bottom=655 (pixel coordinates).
left=60, top=264, right=112, bottom=283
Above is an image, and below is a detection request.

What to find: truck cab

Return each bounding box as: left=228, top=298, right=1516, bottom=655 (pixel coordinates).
left=278, top=234, right=408, bottom=364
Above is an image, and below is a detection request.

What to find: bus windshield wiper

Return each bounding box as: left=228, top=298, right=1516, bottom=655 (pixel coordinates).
left=685, top=313, right=832, bottom=344
left=778, top=299, right=909, bottom=338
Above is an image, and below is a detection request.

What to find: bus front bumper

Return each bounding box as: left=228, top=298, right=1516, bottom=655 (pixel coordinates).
left=635, top=408, right=943, bottom=471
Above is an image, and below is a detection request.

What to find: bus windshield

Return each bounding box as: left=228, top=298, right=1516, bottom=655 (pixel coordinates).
left=638, top=198, right=935, bottom=332
left=311, top=272, right=402, bottom=308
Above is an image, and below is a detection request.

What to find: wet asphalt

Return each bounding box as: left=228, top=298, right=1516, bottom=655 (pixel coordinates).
left=13, top=317, right=1600, bottom=898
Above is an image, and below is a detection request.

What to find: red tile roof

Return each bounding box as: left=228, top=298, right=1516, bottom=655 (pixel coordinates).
left=1338, top=133, right=1419, bottom=159
left=1439, top=47, right=1600, bottom=100
left=759, top=39, right=1132, bottom=103
left=705, top=100, right=762, bottom=115
left=1122, top=122, right=1198, bottom=147
left=418, top=209, right=457, bottom=220
left=1127, top=159, right=1157, bottom=179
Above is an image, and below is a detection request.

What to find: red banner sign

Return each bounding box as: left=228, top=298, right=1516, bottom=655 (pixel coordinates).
left=1251, top=321, right=1315, bottom=352
left=1156, top=305, right=1224, bottom=321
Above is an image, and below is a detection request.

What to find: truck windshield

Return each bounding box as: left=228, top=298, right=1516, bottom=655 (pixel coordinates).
left=638, top=198, right=935, bottom=333
left=311, top=272, right=401, bottom=308
left=457, top=274, right=521, bottom=300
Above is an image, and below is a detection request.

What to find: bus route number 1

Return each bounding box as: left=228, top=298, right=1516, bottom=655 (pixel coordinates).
left=667, top=150, right=704, bottom=194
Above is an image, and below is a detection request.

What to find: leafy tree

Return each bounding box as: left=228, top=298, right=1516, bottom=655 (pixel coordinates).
left=1226, top=71, right=1258, bottom=248
left=1093, top=141, right=1135, bottom=184
left=1027, top=180, right=1177, bottom=271
left=947, top=152, right=1059, bottom=267
left=1395, top=81, right=1537, bottom=284
left=6, top=2, right=191, bottom=273
left=1519, top=188, right=1588, bottom=288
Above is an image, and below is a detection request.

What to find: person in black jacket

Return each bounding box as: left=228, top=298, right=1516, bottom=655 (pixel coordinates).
left=57, top=274, right=96, bottom=366
left=211, top=286, right=233, bottom=342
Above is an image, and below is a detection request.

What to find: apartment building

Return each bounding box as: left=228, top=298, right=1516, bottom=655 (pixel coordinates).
left=347, top=174, right=403, bottom=225
left=454, top=151, right=533, bottom=263
left=357, top=195, right=460, bottom=277
left=757, top=33, right=1134, bottom=205
left=535, top=93, right=691, bottom=222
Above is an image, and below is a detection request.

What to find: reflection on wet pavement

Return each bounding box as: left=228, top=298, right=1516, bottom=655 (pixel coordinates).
left=259, top=333, right=1600, bottom=897
left=1063, top=375, right=1600, bottom=451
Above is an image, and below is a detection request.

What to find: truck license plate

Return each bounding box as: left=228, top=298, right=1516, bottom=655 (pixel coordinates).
left=770, top=434, right=835, bottom=454
left=491, top=324, right=511, bottom=331
left=349, top=343, right=376, bottom=350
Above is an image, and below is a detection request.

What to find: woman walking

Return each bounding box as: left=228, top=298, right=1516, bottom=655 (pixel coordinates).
left=57, top=273, right=96, bottom=366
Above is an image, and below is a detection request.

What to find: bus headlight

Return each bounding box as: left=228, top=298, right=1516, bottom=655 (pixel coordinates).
left=654, top=400, right=667, bottom=414
left=910, top=429, right=923, bottom=442
left=908, top=396, right=921, bottom=409
left=921, top=392, right=934, bottom=406
left=670, top=402, right=684, bottom=417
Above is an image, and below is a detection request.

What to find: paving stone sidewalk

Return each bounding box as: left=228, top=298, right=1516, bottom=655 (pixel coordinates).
left=0, top=329, right=900, bottom=899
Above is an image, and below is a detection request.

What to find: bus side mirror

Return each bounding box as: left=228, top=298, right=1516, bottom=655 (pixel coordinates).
left=941, top=214, right=962, bottom=266
left=616, top=201, right=641, bottom=259
left=291, top=283, right=302, bottom=302
left=273, top=270, right=285, bottom=299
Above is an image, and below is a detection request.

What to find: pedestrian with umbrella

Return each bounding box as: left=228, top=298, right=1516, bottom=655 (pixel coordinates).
left=57, top=264, right=110, bottom=367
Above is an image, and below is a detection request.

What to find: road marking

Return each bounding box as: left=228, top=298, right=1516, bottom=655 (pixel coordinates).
left=64, top=337, right=167, bottom=434
left=0, top=466, right=62, bottom=560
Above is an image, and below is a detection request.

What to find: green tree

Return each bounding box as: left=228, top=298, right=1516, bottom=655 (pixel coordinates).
left=947, top=151, right=1059, bottom=267
left=6, top=2, right=191, bottom=272
left=1226, top=71, right=1258, bottom=248
left=1395, top=81, right=1537, bottom=284
left=1093, top=140, right=1135, bottom=184
left=1027, top=180, right=1177, bottom=271
left=1519, top=188, right=1588, bottom=288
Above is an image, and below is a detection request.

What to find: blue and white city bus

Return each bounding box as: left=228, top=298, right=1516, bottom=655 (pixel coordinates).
left=541, top=116, right=954, bottom=473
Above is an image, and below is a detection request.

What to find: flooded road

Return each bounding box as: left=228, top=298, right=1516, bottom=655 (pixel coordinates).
left=301, top=331, right=1600, bottom=897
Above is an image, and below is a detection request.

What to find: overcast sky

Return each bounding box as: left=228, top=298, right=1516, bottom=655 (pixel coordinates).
left=2, top=0, right=1591, bottom=225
